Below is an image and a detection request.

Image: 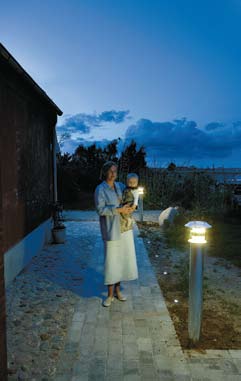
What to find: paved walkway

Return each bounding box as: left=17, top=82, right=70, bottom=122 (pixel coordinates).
left=53, top=213, right=189, bottom=381
left=6, top=211, right=241, bottom=381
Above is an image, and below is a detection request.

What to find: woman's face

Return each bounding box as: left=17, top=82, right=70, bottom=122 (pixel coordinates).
left=106, top=165, right=117, bottom=182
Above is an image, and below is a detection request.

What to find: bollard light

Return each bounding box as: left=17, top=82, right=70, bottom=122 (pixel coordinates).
left=185, top=221, right=212, bottom=244
left=138, top=186, right=144, bottom=195
left=138, top=186, right=145, bottom=222
left=185, top=220, right=212, bottom=344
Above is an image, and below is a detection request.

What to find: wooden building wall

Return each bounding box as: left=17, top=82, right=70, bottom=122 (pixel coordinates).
left=0, top=49, right=58, bottom=380
left=0, top=56, right=57, bottom=254
left=0, top=160, right=7, bottom=381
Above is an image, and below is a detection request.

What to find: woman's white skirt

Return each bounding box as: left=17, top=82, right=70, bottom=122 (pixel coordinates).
left=104, top=229, right=138, bottom=285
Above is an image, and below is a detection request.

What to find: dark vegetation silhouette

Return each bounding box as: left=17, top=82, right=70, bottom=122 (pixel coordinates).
left=57, top=139, right=147, bottom=208
left=57, top=139, right=237, bottom=213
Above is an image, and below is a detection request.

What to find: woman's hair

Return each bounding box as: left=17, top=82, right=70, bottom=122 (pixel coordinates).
left=100, top=161, right=118, bottom=180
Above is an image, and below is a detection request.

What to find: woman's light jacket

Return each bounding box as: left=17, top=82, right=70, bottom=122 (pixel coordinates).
left=94, top=181, right=125, bottom=241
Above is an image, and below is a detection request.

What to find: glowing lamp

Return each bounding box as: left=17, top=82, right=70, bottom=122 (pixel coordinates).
left=185, top=221, right=212, bottom=244
left=138, top=186, right=144, bottom=195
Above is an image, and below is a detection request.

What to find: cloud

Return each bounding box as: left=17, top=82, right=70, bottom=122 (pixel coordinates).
left=57, top=112, right=241, bottom=167
left=98, top=110, right=131, bottom=123
left=204, top=122, right=224, bottom=131
left=233, top=121, right=241, bottom=129
left=124, top=118, right=241, bottom=162
left=57, top=110, right=130, bottom=134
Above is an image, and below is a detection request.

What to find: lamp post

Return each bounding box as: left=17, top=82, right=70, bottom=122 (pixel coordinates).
left=138, top=186, right=144, bottom=222
left=185, top=221, right=212, bottom=343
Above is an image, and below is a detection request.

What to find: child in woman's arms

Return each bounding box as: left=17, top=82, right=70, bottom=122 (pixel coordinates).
left=120, top=173, right=139, bottom=233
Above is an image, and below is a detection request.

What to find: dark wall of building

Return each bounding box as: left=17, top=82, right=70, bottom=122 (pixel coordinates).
left=0, top=162, right=7, bottom=380
left=0, top=50, right=59, bottom=379
left=0, top=57, right=57, bottom=254
left=0, top=56, right=58, bottom=378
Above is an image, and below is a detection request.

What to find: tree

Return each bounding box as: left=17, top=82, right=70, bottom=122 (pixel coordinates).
left=167, top=162, right=176, bottom=171
left=119, top=140, right=147, bottom=174
left=103, top=139, right=119, bottom=162
left=57, top=138, right=146, bottom=207
left=58, top=132, right=71, bottom=149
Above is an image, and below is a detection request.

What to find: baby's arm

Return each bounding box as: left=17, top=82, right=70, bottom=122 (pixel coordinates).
left=131, top=189, right=139, bottom=207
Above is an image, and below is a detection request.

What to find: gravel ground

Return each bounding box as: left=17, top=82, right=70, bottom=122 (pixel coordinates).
left=6, top=222, right=101, bottom=381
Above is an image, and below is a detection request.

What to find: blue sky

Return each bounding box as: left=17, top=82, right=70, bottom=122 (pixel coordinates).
left=1, top=0, right=241, bottom=167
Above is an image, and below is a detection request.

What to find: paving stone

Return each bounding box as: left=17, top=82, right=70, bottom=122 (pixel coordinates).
left=108, top=340, right=123, bottom=356
left=140, top=364, right=157, bottom=380
left=123, top=325, right=136, bottom=335
left=135, top=326, right=150, bottom=338
left=123, top=342, right=139, bottom=360
left=71, top=376, right=89, bottom=381
left=124, top=375, right=141, bottom=381
left=72, top=312, right=85, bottom=322
left=229, top=350, right=241, bottom=359
left=107, top=355, right=123, bottom=371
left=54, top=374, right=73, bottom=381
left=72, top=360, right=90, bottom=376
left=204, top=350, right=232, bottom=358
left=156, top=369, right=174, bottom=380
left=67, top=327, right=82, bottom=343
left=172, top=374, right=192, bottom=381
left=105, top=370, right=123, bottom=381
left=201, top=358, right=239, bottom=374
left=153, top=354, right=175, bottom=370
left=123, top=334, right=136, bottom=344
left=217, top=377, right=241, bottom=381
left=139, top=350, right=154, bottom=365
left=137, top=337, right=153, bottom=352
left=232, top=358, right=241, bottom=373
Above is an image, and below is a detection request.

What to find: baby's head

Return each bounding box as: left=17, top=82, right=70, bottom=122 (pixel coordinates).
left=126, top=173, right=139, bottom=189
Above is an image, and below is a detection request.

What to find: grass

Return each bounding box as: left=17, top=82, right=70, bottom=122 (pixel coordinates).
left=208, top=218, right=241, bottom=267
left=163, top=213, right=189, bottom=251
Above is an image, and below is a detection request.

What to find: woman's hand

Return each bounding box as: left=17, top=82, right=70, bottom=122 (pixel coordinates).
left=117, top=204, right=133, bottom=214
left=130, top=205, right=137, bottom=212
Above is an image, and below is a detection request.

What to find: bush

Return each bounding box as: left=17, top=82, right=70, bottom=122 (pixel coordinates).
left=138, top=168, right=234, bottom=213
left=163, top=208, right=241, bottom=267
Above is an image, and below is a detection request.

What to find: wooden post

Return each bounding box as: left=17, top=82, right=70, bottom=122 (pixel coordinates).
left=0, top=156, right=8, bottom=380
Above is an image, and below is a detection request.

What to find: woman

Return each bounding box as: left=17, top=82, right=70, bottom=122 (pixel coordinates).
left=94, top=161, right=139, bottom=307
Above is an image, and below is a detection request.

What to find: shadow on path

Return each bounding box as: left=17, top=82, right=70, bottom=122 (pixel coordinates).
left=22, top=220, right=107, bottom=300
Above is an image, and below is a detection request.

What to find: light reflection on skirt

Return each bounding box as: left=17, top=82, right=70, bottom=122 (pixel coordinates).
left=103, top=229, right=138, bottom=285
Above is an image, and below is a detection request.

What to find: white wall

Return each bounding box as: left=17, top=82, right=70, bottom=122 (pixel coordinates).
left=4, top=218, right=53, bottom=288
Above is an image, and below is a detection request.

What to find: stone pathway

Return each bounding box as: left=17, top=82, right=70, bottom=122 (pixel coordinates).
left=6, top=211, right=241, bottom=380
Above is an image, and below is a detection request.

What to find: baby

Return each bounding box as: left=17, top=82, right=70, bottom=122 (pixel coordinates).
left=120, top=173, right=140, bottom=233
